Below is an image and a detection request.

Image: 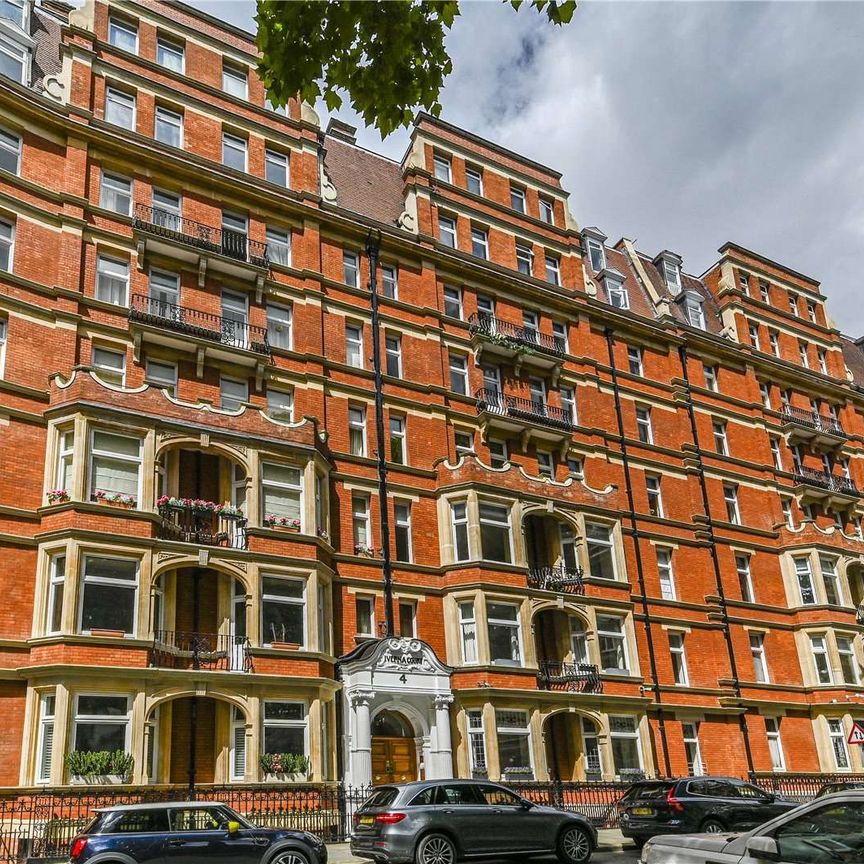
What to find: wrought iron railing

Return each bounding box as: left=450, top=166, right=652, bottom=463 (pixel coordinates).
left=157, top=503, right=248, bottom=549
left=537, top=661, right=602, bottom=693
left=468, top=313, right=566, bottom=358
left=130, top=295, right=270, bottom=356
left=134, top=203, right=269, bottom=268
left=782, top=405, right=844, bottom=437
left=475, top=388, right=573, bottom=430
left=149, top=630, right=252, bottom=672
left=528, top=565, right=585, bottom=594
left=750, top=772, right=864, bottom=803
left=793, top=466, right=859, bottom=497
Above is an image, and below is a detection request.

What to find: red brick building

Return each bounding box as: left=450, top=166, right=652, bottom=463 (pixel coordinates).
left=0, top=0, right=863, bottom=790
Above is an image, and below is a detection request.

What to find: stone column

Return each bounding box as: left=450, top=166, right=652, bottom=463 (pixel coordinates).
left=349, top=689, right=375, bottom=786
left=432, top=694, right=454, bottom=778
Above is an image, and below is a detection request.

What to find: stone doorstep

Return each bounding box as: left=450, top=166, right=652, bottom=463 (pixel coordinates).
left=326, top=829, right=630, bottom=863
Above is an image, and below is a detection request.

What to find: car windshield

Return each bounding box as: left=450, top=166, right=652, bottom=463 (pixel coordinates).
left=361, top=788, right=400, bottom=810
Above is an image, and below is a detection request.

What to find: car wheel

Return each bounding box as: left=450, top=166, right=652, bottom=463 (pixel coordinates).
left=415, top=833, right=456, bottom=864
left=700, top=818, right=726, bottom=834
left=557, top=825, right=592, bottom=864
left=272, top=851, right=311, bottom=864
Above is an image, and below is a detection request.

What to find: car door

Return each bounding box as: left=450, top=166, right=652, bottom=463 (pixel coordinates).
left=475, top=784, right=550, bottom=854
left=768, top=799, right=864, bottom=864
left=433, top=784, right=491, bottom=856
left=166, top=806, right=262, bottom=864
left=734, top=782, right=790, bottom=828
left=104, top=807, right=170, bottom=864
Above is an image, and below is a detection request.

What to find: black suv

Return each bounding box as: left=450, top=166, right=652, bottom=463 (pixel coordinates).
left=69, top=802, right=327, bottom=864
left=619, top=777, right=797, bottom=845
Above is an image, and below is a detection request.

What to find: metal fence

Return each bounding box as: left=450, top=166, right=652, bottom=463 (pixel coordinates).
left=1, top=774, right=860, bottom=862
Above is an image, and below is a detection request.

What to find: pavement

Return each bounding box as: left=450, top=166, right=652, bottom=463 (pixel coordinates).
left=327, top=829, right=642, bottom=863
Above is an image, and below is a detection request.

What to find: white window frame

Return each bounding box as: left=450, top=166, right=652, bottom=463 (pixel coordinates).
left=478, top=500, right=513, bottom=564
left=265, top=148, right=289, bottom=187
left=261, top=575, right=306, bottom=647
left=749, top=323, right=761, bottom=351
left=433, top=153, right=451, bottom=183
left=355, top=594, right=375, bottom=637
left=723, top=484, right=740, bottom=524
left=794, top=556, right=816, bottom=605
left=266, top=226, right=291, bottom=267
left=586, top=237, right=605, bottom=272
left=449, top=352, right=468, bottom=394
left=451, top=501, right=470, bottom=562
left=765, top=718, right=785, bottom=772
left=88, top=428, right=142, bottom=503
left=222, top=62, right=248, bottom=99
left=657, top=547, right=675, bottom=600
left=35, top=691, right=56, bottom=784
left=389, top=415, right=407, bottom=465
left=260, top=462, right=303, bottom=528
left=635, top=406, right=652, bottom=444
left=156, top=36, right=184, bottom=73
left=682, top=721, right=704, bottom=776
left=495, top=709, right=534, bottom=777
left=704, top=365, right=718, bottom=392
left=46, top=555, right=65, bottom=635
left=828, top=718, right=850, bottom=770
left=545, top=252, right=561, bottom=285
left=219, top=375, right=248, bottom=411
left=510, top=185, right=526, bottom=214
left=627, top=346, right=643, bottom=376
left=72, top=693, right=131, bottom=754
left=346, top=323, right=364, bottom=368
left=104, top=87, right=136, bottom=130
left=77, top=555, right=139, bottom=636
left=108, top=16, right=138, bottom=53
left=443, top=285, right=463, bottom=319
left=348, top=406, right=367, bottom=457
left=609, top=715, right=643, bottom=777
left=810, top=634, right=833, bottom=684
left=735, top=554, right=754, bottom=603
left=385, top=333, right=402, bottom=377
left=539, top=197, right=554, bottom=225
left=465, top=166, right=483, bottom=196
left=669, top=631, right=689, bottom=685
left=713, top=421, right=728, bottom=456
left=261, top=701, right=309, bottom=763
left=55, top=428, right=74, bottom=492
left=487, top=601, right=523, bottom=666
left=381, top=264, right=398, bottom=299
left=597, top=614, right=630, bottom=674
left=585, top=521, right=618, bottom=581
left=467, top=710, right=486, bottom=774
left=515, top=241, right=533, bottom=276
left=95, top=254, right=129, bottom=306
left=394, top=499, right=413, bottom=563
left=266, top=303, right=292, bottom=351
left=267, top=388, right=294, bottom=423
left=99, top=172, right=132, bottom=215
left=836, top=634, right=860, bottom=686
left=438, top=214, right=457, bottom=248
left=92, top=345, right=126, bottom=387
left=458, top=600, right=477, bottom=663
left=646, top=474, right=663, bottom=518
left=154, top=105, right=183, bottom=148
left=352, top=494, right=371, bottom=552
left=471, top=226, right=489, bottom=260
left=606, top=278, right=629, bottom=310
left=222, top=131, right=248, bottom=172
left=750, top=632, right=769, bottom=682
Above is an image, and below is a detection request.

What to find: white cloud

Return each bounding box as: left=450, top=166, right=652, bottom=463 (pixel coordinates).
left=189, top=0, right=864, bottom=333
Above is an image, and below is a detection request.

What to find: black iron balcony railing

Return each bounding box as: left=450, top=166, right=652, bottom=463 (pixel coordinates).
left=538, top=661, right=602, bottom=693
left=468, top=313, right=566, bottom=359
left=782, top=405, right=844, bottom=437
left=157, top=503, right=248, bottom=549
left=130, top=294, right=270, bottom=357
left=793, top=466, right=859, bottom=497
left=150, top=629, right=253, bottom=672
left=475, top=388, right=573, bottom=430
left=134, top=203, right=269, bottom=268
left=527, top=565, right=585, bottom=594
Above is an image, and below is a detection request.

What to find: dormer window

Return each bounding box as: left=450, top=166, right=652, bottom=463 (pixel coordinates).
left=683, top=293, right=705, bottom=330
left=654, top=251, right=683, bottom=295
left=603, top=270, right=629, bottom=310
left=582, top=227, right=607, bottom=272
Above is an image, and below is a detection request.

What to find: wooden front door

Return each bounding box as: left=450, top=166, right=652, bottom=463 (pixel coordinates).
left=371, top=737, right=417, bottom=785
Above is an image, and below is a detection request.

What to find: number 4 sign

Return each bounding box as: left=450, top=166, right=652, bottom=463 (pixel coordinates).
left=847, top=722, right=864, bottom=745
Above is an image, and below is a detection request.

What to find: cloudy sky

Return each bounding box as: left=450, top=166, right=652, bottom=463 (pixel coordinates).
left=190, top=0, right=864, bottom=334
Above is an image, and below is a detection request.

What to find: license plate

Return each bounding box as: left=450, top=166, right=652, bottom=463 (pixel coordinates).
left=359, top=816, right=375, bottom=825
left=632, top=807, right=654, bottom=816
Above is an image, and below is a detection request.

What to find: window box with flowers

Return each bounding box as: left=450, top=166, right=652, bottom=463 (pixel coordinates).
left=260, top=753, right=311, bottom=783
left=354, top=544, right=378, bottom=558
left=47, top=489, right=70, bottom=504
left=264, top=515, right=301, bottom=531
left=156, top=497, right=246, bottom=548
left=94, top=490, right=137, bottom=509
left=156, top=496, right=244, bottom=519
left=66, top=749, right=134, bottom=785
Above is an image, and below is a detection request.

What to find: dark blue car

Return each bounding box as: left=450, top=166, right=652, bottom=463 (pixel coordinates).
left=69, top=802, right=326, bottom=864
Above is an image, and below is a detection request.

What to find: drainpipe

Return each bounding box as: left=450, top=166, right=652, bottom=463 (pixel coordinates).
left=365, top=229, right=395, bottom=637
left=604, top=329, right=671, bottom=777
left=677, top=345, right=755, bottom=773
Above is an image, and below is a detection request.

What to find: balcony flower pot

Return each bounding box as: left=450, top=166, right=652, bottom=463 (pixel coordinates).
left=66, top=750, right=133, bottom=785
left=354, top=545, right=378, bottom=558
left=47, top=490, right=70, bottom=505
left=94, top=491, right=137, bottom=509
left=89, top=628, right=125, bottom=638
left=260, top=753, right=310, bottom=782
left=271, top=641, right=301, bottom=651
left=264, top=515, right=301, bottom=531
left=70, top=773, right=130, bottom=786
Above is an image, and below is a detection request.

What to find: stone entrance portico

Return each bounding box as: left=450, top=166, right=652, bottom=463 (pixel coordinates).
left=338, top=638, right=454, bottom=787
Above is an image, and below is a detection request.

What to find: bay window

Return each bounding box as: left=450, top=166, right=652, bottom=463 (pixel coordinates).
left=794, top=556, right=816, bottom=605
left=459, top=600, right=477, bottom=663
left=261, top=576, right=305, bottom=646
left=89, top=429, right=141, bottom=503
left=585, top=521, right=617, bottom=580
left=79, top=556, right=138, bottom=635
left=46, top=554, right=65, bottom=634
left=262, top=701, right=307, bottom=760
left=56, top=427, right=74, bottom=492
left=479, top=501, right=512, bottom=563
left=810, top=635, right=833, bottom=684
left=260, top=462, right=302, bottom=527
left=352, top=494, right=371, bottom=551
left=597, top=614, right=629, bottom=673
left=72, top=694, right=130, bottom=754
left=36, top=692, right=55, bottom=784
left=837, top=635, right=860, bottom=685
left=609, top=716, right=643, bottom=776
left=820, top=556, right=843, bottom=606
left=467, top=710, right=487, bottom=776
left=495, top=710, right=532, bottom=776
left=451, top=501, right=470, bottom=561
left=828, top=718, right=850, bottom=770
left=487, top=602, right=521, bottom=666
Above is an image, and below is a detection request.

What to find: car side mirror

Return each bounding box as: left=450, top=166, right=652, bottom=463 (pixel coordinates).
left=227, top=821, right=241, bottom=835
left=745, top=836, right=779, bottom=861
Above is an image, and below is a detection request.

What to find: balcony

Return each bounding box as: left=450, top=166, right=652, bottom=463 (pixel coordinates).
left=782, top=406, right=846, bottom=448
left=157, top=500, right=248, bottom=549
left=133, top=204, right=269, bottom=282
left=469, top=313, right=565, bottom=377
left=475, top=388, right=573, bottom=450
left=793, top=467, right=861, bottom=507
left=537, top=661, right=602, bottom=693
left=130, top=294, right=270, bottom=368
left=527, top=565, right=585, bottom=594
left=150, top=629, right=252, bottom=672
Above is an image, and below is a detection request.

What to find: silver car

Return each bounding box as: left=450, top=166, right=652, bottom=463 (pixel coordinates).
left=640, top=790, right=864, bottom=863
left=350, top=779, right=597, bottom=864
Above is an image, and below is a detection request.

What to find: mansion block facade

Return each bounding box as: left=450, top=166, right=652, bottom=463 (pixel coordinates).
left=0, top=0, right=863, bottom=791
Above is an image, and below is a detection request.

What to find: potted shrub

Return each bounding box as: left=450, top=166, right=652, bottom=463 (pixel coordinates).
left=66, top=749, right=133, bottom=784
left=47, top=489, right=70, bottom=504
left=93, top=490, right=136, bottom=509
left=263, top=514, right=301, bottom=531
left=354, top=544, right=376, bottom=558
left=260, top=752, right=310, bottom=782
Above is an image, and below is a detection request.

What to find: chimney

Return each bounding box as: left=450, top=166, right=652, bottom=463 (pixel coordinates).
left=326, top=118, right=357, bottom=145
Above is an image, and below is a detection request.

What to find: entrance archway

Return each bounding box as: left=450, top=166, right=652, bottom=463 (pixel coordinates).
left=371, top=710, right=418, bottom=785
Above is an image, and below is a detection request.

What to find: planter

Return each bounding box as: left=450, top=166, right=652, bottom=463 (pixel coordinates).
left=89, top=629, right=125, bottom=638
left=263, top=772, right=309, bottom=783
left=98, top=499, right=135, bottom=510
left=47, top=492, right=70, bottom=505
left=264, top=521, right=301, bottom=531
left=70, top=774, right=130, bottom=786
left=271, top=641, right=301, bottom=651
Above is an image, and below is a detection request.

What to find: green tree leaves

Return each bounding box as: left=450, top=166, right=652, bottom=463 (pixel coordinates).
left=256, top=0, right=576, bottom=136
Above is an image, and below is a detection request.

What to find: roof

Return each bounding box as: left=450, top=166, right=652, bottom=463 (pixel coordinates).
left=841, top=336, right=864, bottom=385
left=716, top=242, right=821, bottom=287
left=322, top=136, right=405, bottom=227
